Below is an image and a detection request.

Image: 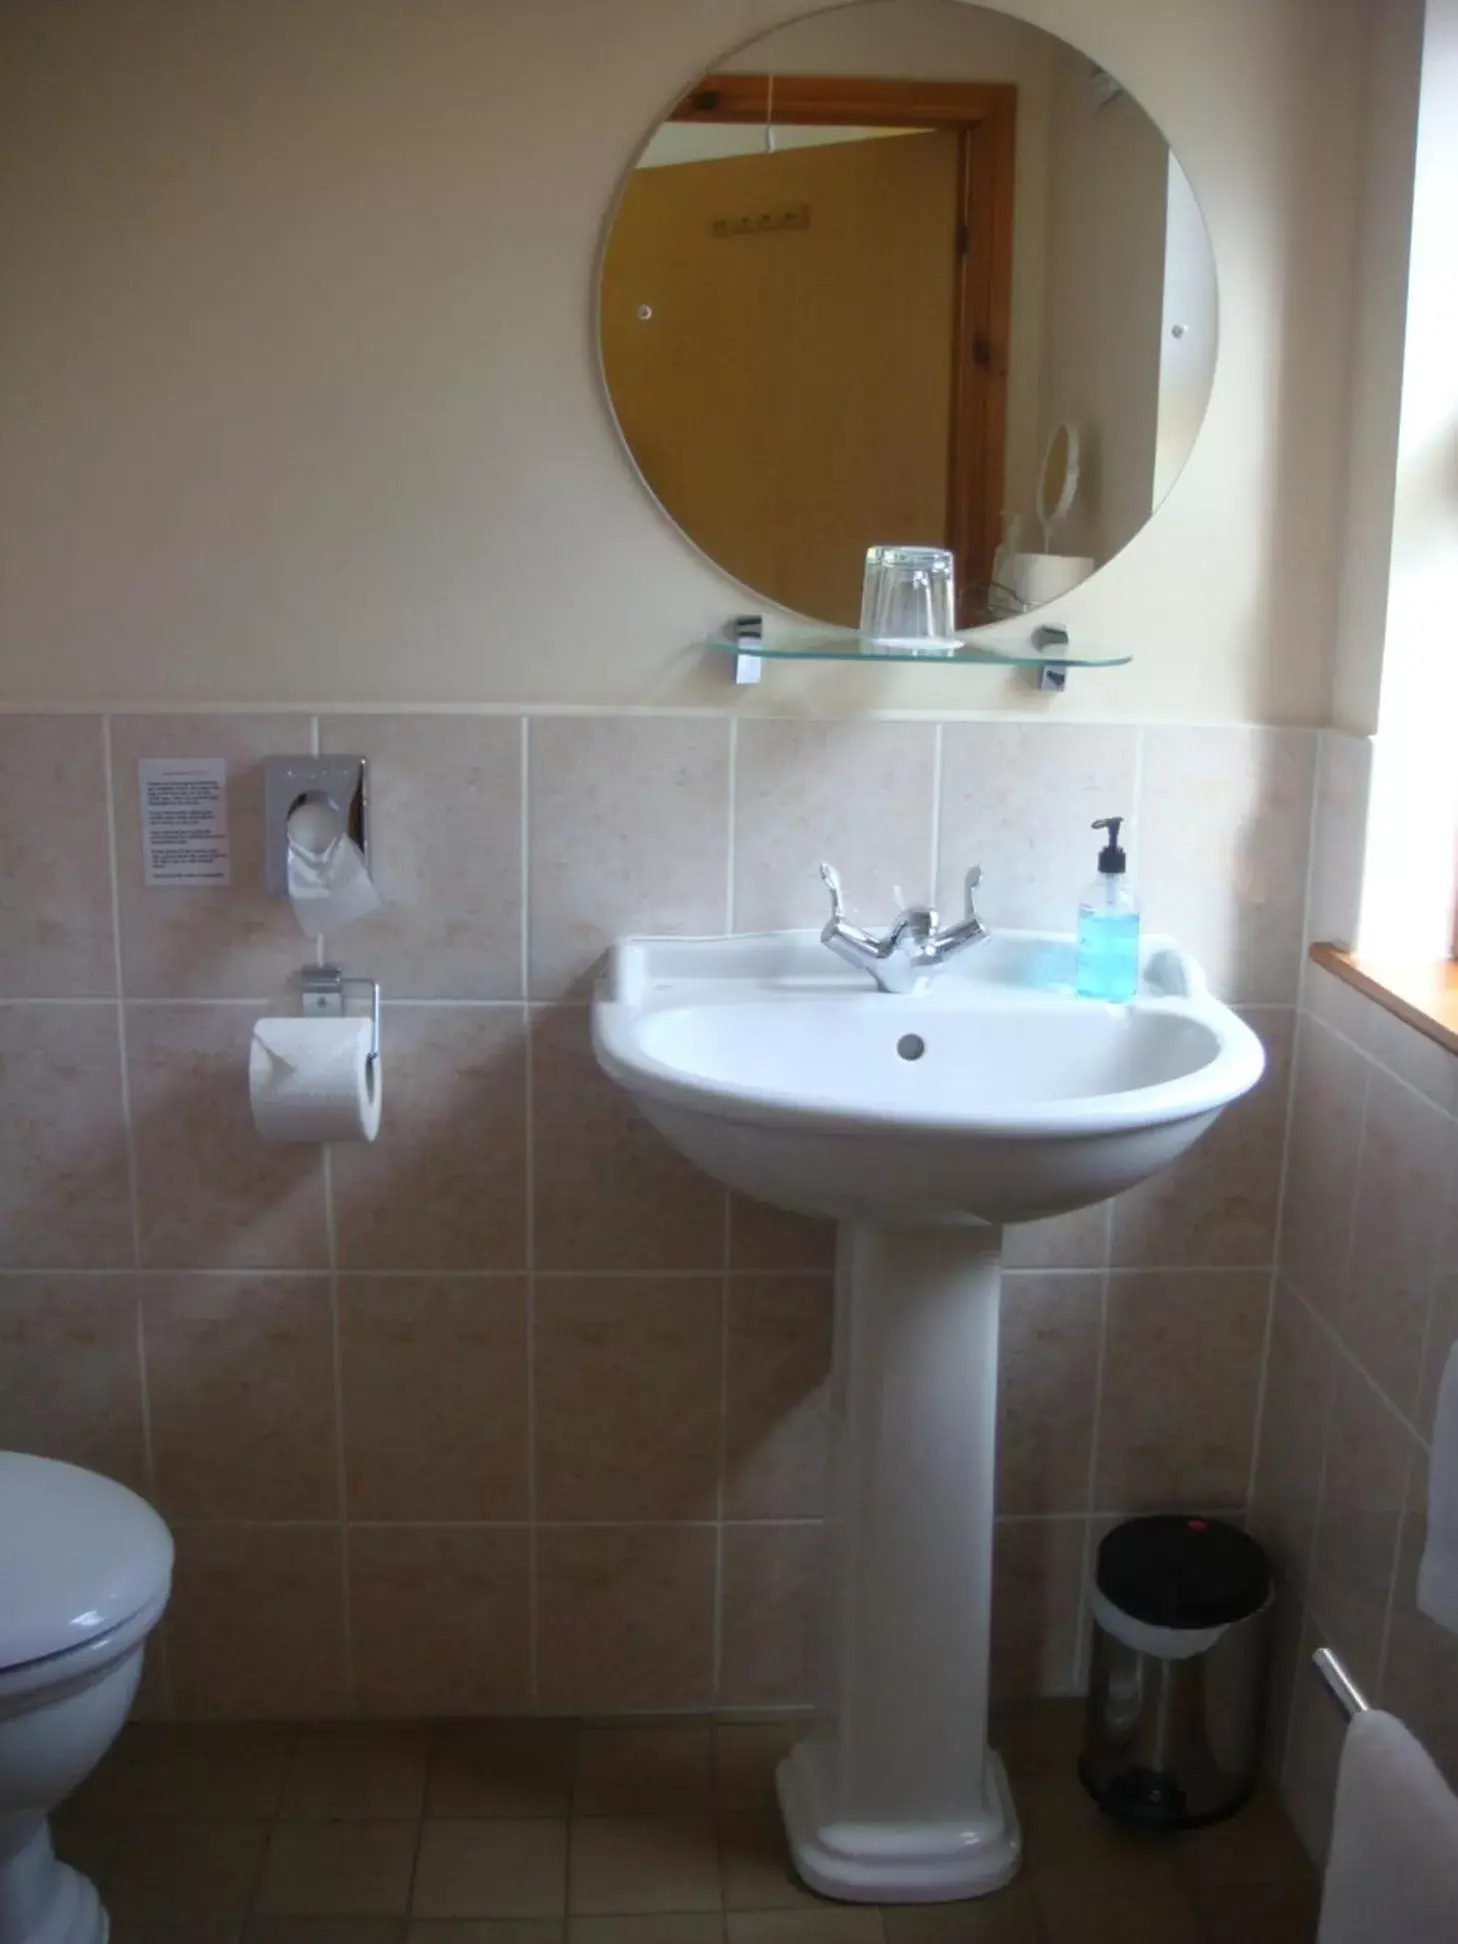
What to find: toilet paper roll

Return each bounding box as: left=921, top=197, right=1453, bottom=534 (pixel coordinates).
left=1008, top=552, right=1096, bottom=608
left=286, top=798, right=381, bottom=938
left=249, top=1017, right=382, bottom=1142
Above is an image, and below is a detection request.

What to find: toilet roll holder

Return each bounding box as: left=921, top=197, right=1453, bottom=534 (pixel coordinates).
left=300, top=964, right=380, bottom=1075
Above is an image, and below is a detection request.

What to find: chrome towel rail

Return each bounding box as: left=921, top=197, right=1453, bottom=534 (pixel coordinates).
left=1313, top=1646, right=1370, bottom=1721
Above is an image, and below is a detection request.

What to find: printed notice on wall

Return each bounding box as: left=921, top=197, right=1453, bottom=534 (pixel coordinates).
left=139, top=757, right=231, bottom=886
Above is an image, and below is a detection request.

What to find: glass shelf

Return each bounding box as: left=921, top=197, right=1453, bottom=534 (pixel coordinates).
left=705, top=632, right=1132, bottom=670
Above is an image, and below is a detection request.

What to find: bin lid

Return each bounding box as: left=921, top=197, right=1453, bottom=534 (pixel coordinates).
left=1096, top=1515, right=1270, bottom=1630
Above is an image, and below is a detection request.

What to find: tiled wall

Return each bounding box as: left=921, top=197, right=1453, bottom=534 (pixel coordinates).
left=1256, top=731, right=1458, bottom=1861
left=0, top=711, right=1316, bottom=1719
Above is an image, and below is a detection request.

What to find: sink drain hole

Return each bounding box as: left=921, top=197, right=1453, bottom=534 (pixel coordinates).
left=897, top=1033, right=926, bottom=1062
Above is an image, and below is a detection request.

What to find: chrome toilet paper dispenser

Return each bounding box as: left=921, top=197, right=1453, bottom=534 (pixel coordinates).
left=261, top=755, right=370, bottom=897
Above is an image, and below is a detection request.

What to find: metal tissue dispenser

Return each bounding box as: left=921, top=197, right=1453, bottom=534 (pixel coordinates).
left=261, top=755, right=377, bottom=936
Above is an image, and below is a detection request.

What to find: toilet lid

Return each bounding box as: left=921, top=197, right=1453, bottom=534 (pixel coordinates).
left=0, top=1453, right=173, bottom=1669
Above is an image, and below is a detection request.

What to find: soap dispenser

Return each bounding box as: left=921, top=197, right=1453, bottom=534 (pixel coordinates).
left=1075, top=816, right=1140, bottom=1001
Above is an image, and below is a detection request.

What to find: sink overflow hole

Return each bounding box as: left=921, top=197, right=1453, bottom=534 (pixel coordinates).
left=897, top=1033, right=926, bottom=1062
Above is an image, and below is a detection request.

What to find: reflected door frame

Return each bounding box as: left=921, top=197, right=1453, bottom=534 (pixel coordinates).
left=672, top=75, right=1016, bottom=624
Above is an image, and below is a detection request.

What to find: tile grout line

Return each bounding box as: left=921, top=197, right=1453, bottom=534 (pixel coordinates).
left=1373, top=1429, right=1421, bottom=1707
left=103, top=713, right=170, bottom=1718
left=725, top=714, right=738, bottom=933
left=1245, top=743, right=1325, bottom=1510
left=928, top=718, right=944, bottom=902
left=1071, top=1198, right=1114, bottom=1688
left=712, top=1194, right=732, bottom=1703
left=522, top=715, right=540, bottom=1704
left=315, top=714, right=356, bottom=1711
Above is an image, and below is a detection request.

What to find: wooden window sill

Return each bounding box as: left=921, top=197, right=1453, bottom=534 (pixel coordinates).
left=1309, top=943, right=1458, bottom=1058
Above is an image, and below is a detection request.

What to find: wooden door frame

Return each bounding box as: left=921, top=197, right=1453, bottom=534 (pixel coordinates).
left=670, top=76, right=1017, bottom=618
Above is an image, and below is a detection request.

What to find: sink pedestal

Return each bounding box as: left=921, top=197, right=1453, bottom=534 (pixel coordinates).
left=777, top=1221, right=1022, bottom=1903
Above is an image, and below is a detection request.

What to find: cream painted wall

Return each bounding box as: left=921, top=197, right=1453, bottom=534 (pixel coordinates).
left=0, top=0, right=1366, bottom=720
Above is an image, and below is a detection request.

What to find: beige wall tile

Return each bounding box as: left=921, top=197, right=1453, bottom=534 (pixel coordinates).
left=1380, top=1448, right=1458, bottom=1791
left=1307, top=1359, right=1414, bottom=1695
left=0, top=716, right=115, bottom=997
left=528, top=717, right=730, bottom=1000
left=937, top=723, right=1139, bottom=931
left=350, top=1526, right=531, bottom=1716
left=1248, top=1283, right=1337, bottom=1595
left=718, top=1523, right=824, bottom=1709
left=341, top=1275, right=527, bottom=1520
left=536, top=1275, right=721, bottom=1521
left=532, top=1006, right=725, bottom=1273
left=1095, top=1271, right=1269, bottom=1513
left=728, top=1196, right=834, bottom=1274
left=1111, top=1009, right=1293, bottom=1269
left=322, top=714, right=523, bottom=1000
left=536, top=1526, right=716, bottom=1711
left=109, top=715, right=313, bottom=1000
left=724, top=1276, right=832, bottom=1521
left=997, top=1273, right=1102, bottom=1518
left=1307, top=731, right=1371, bottom=949
left=0, top=1273, right=146, bottom=1488
left=1139, top=727, right=1316, bottom=1004
left=990, top=1518, right=1086, bottom=1702
left=332, top=1007, right=527, bottom=1272
left=167, top=1524, right=349, bottom=1719
left=1416, top=1130, right=1458, bottom=1438
left=0, top=1004, right=131, bottom=1267
left=1003, top=1202, right=1110, bottom=1273
left=1277, top=1016, right=1368, bottom=1325
left=1340, top=1066, right=1451, bottom=1416
left=733, top=720, right=937, bottom=933
left=414, top=1818, right=566, bottom=1919
left=256, top=1822, right=419, bottom=1916
left=144, top=1272, right=338, bottom=1519
left=1280, top=1614, right=1344, bottom=1868
left=127, top=1003, right=329, bottom=1269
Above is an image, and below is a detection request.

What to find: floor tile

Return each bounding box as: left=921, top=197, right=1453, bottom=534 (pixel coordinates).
left=112, top=1925, right=244, bottom=1944
left=712, top=1723, right=802, bottom=1813
left=110, top=1726, right=295, bottom=1821
left=408, top=1926, right=563, bottom=1943
left=1035, top=1879, right=1200, bottom=1944
left=569, top=1922, right=724, bottom=1944
left=574, top=1726, right=714, bottom=1816
left=569, top=1817, right=721, bottom=1915
left=1017, top=1777, right=1184, bottom=1891
left=108, top=1822, right=271, bottom=1919
left=882, top=1889, right=1043, bottom=1940
left=1174, top=1788, right=1317, bottom=1893
left=412, top=1820, right=567, bottom=1920
left=248, top=1924, right=406, bottom=1944
left=725, top=1913, right=883, bottom=1942
left=281, top=1729, right=429, bottom=1819
left=717, top=1811, right=821, bottom=1912
left=1192, top=1880, right=1322, bottom=1944
left=427, top=1725, right=576, bottom=1819
left=255, top=1823, right=419, bottom=1916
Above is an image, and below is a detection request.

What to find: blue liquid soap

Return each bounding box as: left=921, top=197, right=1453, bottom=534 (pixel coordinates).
left=1074, top=815, right=1140, bottom=1002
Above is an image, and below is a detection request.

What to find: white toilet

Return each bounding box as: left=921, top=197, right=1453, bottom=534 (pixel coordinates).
left=0, top=1453, right=172, bottom=1944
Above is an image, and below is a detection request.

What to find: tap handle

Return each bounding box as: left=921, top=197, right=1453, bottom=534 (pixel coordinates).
left=964, top=865, right=983, bottom=918
left=819, top=861, right=846, bottom=925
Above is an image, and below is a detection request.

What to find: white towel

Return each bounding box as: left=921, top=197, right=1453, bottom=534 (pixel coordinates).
left=1418, top=1340, right=1458, bottom=1631
left=1318, top=1710, right=1458, bottom=1944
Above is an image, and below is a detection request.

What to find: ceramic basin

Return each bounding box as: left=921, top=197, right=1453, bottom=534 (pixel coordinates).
left=591, top=925, right=1265, bottom=1907
left=593, top=929, right=1264, bottom=1225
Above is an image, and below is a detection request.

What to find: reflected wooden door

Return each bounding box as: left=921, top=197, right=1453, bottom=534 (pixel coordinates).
left=602, top=131, right=961, bottom=628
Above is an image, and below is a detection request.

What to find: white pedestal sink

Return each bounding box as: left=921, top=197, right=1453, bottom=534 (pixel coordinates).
left=592, top=930, right=1264, bottom=1904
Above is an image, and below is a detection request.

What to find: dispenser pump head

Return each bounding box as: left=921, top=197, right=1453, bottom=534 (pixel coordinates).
left=1092, top=816, right=1127, bottom=875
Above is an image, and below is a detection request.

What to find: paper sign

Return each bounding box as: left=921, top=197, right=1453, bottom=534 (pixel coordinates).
left=139, top=757, right=231, bottom=886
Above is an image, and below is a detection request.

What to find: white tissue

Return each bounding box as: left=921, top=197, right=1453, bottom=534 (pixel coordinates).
left=285, top=797, right=380, bottom=938
left=1418, top=1340, right=1458, bottom=1632
left=249, top=1016, right=382, bottom=1143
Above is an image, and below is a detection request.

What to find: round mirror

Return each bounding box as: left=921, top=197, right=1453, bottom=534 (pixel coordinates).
left=599, top=0, right=1217, bottom=633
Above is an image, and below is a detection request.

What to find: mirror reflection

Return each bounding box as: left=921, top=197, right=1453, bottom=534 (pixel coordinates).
left=600, top=0, right=1217, bottom=633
